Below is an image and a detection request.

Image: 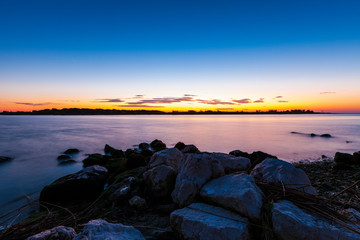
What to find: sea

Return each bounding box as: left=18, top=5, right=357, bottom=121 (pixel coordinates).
left=0, top=114, right=359, bottom=226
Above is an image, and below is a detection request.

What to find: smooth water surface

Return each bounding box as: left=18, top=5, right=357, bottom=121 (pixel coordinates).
left=0, top=114, right=359, bottom=224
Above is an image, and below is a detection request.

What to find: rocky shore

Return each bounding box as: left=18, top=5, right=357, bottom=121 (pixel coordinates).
left=1, top=140, right=360, bottom=240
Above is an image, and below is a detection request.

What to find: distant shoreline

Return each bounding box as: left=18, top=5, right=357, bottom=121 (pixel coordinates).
left=0, top=108, right=329, bottom=115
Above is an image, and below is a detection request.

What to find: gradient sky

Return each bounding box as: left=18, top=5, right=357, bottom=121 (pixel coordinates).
left=1, top=0, right=359, bottom=112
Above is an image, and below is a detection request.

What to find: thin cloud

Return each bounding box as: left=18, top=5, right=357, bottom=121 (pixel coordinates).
left=116, top=104, right=164, bottom=108
left=253, top=98, right=265, bottom=103
left=320, top=92, right=336, bottom=94
left=232, top=98, right=252, bottom=104
left=184, top=94, right=197, bottom=97
left=196, top=99, right=235, bottom=105
left=129, top=96, right=194, bottom=105
left=274, top=96, right=283, bottom=99
left=14, top=102, right=52, bottom=106
left=95, top=98, right=124, bottom=103
left=216, top=108, right=234, bottom=111
left=278, top=100, right=288, bottom=103
left=133, top=94, right=144, bottom=99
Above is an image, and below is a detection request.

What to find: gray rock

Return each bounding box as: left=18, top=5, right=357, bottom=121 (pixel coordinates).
left=181, top=144, right=200, bottom=153
left=210, top=153, right=251, bottom=173
left=272, top=200, right=360, bottom=240
left=200, top=173, right=264, bottom=221
left=74, top=219, right=145, bottom=240
left=250, top=158, right=317, bottom=195
left=170, top=202, right=249, bottom=240
left=143, top=165, right=176, bottom=198
left=171, top=153, right=225, bottom=207
left=26, top=226, right=76, bottom=240
left=129, top=195, right=147, bottom=210
left=149, top=148, right=184, bottom=172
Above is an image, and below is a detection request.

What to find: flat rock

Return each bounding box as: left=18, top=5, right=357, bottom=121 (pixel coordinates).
left=25, top=226, right=76, bottom=240
left=200, top=173, right=264, bottom=221
left=170, top=202, right=249, bottom=240
left=250, top=158, right=317, bottom=195
left=171, top=153, right=225, bottom=207
left=149, top=148, right=184, bottom=172
left=272, top=200, right=360, bottom=240
left=210, top=153, right=250, bottom=173
left=40, top=165, right=108, bottom=204
left=74, top=219, right=145, bottom=240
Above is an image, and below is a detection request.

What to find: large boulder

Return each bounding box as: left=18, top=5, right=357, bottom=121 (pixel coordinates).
left=171, top=153, right=225, bottom=207
left=149, top=148, right=184, bottom=172
left=210, top=153, right=251, bottom=173
left=272, top=200, right=360, bottom=240
left=170, top=203, right=249, bottom=240
left=250, top=158, right=317, bottom=195
left=143, top=165, right=176, bottom=198
left=181, top=144, right=200, bottom=154
left=74, top=219, right=145, bottom=240
left=25, top=226, right=76, bottom=240
left=334, top=152, right=359, bottom=165
left=40, top=165, right=108, bottom=204
left=200, top=173, right=264, bottom=221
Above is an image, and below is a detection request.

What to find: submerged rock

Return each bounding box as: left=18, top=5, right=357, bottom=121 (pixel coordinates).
left=57, top=155, right=71, bottom=161
left=272, top=200, right=360, bottom=240
left=25, top=226, right=76, bottom=240
left=150, top=139, right=166, bottom=152
left=74, top=219, right=145, bottom=240
left=170, top=203, right=249, bottom=240
left=138, top=142, right=150, bottom=151
left=320, top=134, right=332, bottom=138
left=104, top=144, right=125, bottom=158
left=58, top=159, right=76, bottom=165
left=64, top=148, right=80, bottom=154
left=40, top=165, right=108, bottom=204
left=250, top=158, right=317, bottom=195
left=0, top=156, right=13, bottom=163
left=171, top=153, right=224, bottom=207
left=200, top=173, right=264, bottom=221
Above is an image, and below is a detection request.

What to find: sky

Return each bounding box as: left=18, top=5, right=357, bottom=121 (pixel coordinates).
left=0, top=0, right=359, bottom=113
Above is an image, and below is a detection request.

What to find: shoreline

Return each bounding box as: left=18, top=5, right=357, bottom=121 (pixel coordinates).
left=1, top=141, right=360, bottom=239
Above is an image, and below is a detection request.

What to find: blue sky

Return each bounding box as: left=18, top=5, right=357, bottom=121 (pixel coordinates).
left=0, top=0, right=359, bottom=112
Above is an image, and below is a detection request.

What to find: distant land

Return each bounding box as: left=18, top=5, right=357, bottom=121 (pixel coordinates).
left=0, top=108, right=323, bottom=115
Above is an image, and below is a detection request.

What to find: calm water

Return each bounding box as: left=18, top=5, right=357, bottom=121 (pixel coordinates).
left=0, top=114, right=359, bottom=224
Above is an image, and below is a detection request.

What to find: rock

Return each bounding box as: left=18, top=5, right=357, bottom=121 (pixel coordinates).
left=104, top=144, right=125, bottom=158
left=125, top=149, right=147, bottom=169
left=320, top=133, right=332, bottom=138
left=149, top=148, right=184, bottom=172
left=109, top=177, right=136, bottom=202
left=57, top=155, right=71, bottom=160
left=174, top=142, right=186, bottom=151
left=210, top=153, right=250, bottom=173
left=83, top=153, right=108, bottom=167
left=138, top=142, right=150, bottom=151
left=200, top=173, right=264, bottom=221
left=58, top=159, right=76, bottom=165
left=249, top=151, right=277, bottom=166
left=0, top=156, right=13, bottom=163
left=229, top=150, right=251, bottom=159
left=129, top=195, right=147, bottom=210
left=250, top=158, right=317, bottom=195
left=334, top=152, right=359, bottom=165
left=272, top=200, right=360, bottom=240
left=310, top=133, right=317, bottom=137
left=74, top=219, right=145, bottom=240
left=143, top=165, right=176, bottom=198
left=40, top=165, right=108, bottom=204
left=181, top=144, right=200, bottom=153
left=25, top=226, right=76, bottom=240
left=170, top=203, right=249, bottom=240
left=354, top=151, right=360, bottom=161
left=171, top=153, right=225, bottom=207
left=150, top=139, right=166, bottom=152
left=64, top=148, right=80, bottom=154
